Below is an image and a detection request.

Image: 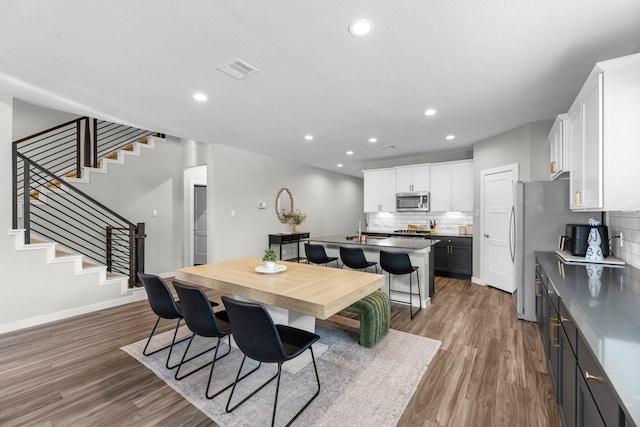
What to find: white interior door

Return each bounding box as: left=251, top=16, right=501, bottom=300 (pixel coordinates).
left=194, top=185, right=207, bottom=265
left=481, top=164, right=518, bottom=292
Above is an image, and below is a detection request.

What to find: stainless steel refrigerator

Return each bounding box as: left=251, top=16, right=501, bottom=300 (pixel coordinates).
left=513, top=180, right=594, bottom=322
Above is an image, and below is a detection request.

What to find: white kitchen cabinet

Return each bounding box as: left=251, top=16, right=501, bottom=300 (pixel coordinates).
left=568, top=53, right=640, bottom=211
left=395, top=164, right=430, bottom=193
left=363, top=168, right=396, bottom=212
left=549, top=114, right=569, bottom=180
left=429, top=160, right=473, bottom=212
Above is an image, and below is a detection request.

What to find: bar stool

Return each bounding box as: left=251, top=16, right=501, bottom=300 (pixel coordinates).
left=304, top=243, right=339, bottom=267
left=339, top=246, right=378, bottom=273
left=379, top=251, right=421, bottom=319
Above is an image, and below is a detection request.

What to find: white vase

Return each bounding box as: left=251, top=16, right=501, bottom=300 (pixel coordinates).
left=585, top=225, right=604, bottom=261
left=265, top=261, right=276, bottom=270
left=293, top=224, right=301, bottom=233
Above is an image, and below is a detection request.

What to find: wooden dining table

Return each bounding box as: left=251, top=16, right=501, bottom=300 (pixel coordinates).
left=175, top=257, right=384, bottom=330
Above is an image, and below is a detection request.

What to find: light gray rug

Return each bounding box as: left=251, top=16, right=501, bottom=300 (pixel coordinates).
left=122, top=322, right=441, bottom=426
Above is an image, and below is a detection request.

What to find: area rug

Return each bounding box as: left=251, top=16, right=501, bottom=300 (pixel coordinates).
left=122, top=323, right=441, bottom=426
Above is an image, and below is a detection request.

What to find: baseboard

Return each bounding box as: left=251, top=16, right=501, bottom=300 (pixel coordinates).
left=471, top=276, right=485, bottom=285
left=0, top=289, right=147, bottom=335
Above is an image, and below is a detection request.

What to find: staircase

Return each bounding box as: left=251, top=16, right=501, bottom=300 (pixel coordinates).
left=12, top=118, right=160, bottom=290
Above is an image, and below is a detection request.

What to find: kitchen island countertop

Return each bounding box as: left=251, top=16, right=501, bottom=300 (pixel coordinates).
left=305, top=234, right=439, bottom=250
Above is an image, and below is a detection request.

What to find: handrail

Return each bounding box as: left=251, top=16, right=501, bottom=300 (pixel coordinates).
left=12, top=116, right=88, bottom=145
left=16, top=153, right=135, bottom=227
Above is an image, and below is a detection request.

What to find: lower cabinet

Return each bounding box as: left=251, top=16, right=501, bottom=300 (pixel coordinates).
left=535, top=256, right=632, bottom=427
left=433, top=237, right=472, bottom=278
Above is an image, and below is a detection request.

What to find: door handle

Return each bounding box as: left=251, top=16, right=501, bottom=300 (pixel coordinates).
left=509, top=205, right=516, bottom=263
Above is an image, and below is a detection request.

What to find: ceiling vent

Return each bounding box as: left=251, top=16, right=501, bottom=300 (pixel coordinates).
left=217, top=58, right=259, bottom=79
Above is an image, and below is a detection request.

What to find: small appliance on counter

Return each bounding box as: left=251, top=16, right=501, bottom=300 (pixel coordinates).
left=563, top=223, right=610, bottom=257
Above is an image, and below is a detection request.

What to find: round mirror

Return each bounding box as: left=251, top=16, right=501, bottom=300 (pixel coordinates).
left=275, top=188, right=294, bottom=223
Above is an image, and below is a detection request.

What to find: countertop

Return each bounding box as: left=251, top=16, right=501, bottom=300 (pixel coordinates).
left=305, top=235, right=439, bottom=251
left=363, top=230, right=472, bottom=239
left=535, top=251, right=640, bottom=425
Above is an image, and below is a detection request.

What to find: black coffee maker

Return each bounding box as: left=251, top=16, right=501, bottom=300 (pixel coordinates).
left=564, top=224, right=609, bottom=258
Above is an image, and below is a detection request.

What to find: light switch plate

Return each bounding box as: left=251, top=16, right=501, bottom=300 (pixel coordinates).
left=259, top=201, right=267, bottom=209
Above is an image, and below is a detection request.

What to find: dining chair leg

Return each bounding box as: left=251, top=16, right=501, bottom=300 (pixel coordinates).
left=226, top=355, right=279, bottom=414
left=175, top=334, right=231, bottom=380
left=282, top=348, right=321, bottom=427
left=205, top=338, right=262, bottom=399
left=142, top=317, right=191, bottom=369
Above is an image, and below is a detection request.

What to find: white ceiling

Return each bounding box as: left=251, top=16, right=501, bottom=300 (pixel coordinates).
left=1, top=1, right=639, bottom=177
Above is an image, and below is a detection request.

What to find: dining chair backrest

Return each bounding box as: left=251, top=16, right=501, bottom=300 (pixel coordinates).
left=138, top=272, right=181, bottom=319
left=221, top=296, right=286, bottom=364
left=173, top=282, right=227, bottom=338
left=380, top=251, right=415, bottom=275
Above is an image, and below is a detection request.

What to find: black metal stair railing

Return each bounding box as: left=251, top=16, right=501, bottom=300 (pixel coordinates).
left=12, top=151, right=145, bottom=287
left=11, top=117, right=155, bottom=287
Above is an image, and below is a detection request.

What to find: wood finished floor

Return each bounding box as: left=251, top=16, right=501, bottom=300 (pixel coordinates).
left=0, top=277, right=561, bottom=426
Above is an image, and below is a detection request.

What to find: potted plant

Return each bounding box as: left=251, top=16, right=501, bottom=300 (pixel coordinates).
left=263, top=247, right=278, bottom=269
left=286, top=209, right=308, bottom=233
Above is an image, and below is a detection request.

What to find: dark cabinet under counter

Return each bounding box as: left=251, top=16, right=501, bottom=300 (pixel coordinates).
left=534, top=252, right=640, bottom=427
left=268, top=233, right=309, bottom=262
left=432, top=236, right=472, bottom=279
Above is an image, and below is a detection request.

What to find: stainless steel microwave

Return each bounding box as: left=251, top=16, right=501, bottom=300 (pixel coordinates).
left=396, top=192, right=430, bottom=212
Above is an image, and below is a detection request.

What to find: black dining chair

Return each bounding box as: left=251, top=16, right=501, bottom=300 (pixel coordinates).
left=221, top=296, right=321, bottom=427
left=138, top=272, right=218, bottom=369
left=339, top=246, right=378, bottom=273
left=379, top=251, right=422, bottom=319
left=304, top=243, right=339, bottom=267
left=172, top=282, right=248, bottom=399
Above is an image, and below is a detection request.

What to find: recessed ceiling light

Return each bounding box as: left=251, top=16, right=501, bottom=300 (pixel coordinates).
left=192, top=92, right=209, bottom=102
left=446, top=134, right=455, bottom=140
left=337, top=164, right=343, bottom=168
left=368, top=138, right=377, bottom=143
left=349, top=19, right=374, bottom=36
left=424, top=109, right=437, bottom=116
left=346, top=150, right=354, bottom=155
left=304, top=134, right=314, bottom=141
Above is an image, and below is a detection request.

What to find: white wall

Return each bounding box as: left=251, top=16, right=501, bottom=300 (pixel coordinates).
left=12, top=98, right=80, bottom=141
left=606, top=212, right=640, bottom=269
left=209, top=144, right=364, bottom=262
left=69, top=135, right=188, bottom=276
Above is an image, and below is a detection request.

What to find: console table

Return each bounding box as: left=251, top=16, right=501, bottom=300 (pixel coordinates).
left=269, top=232, right=309, bottom=262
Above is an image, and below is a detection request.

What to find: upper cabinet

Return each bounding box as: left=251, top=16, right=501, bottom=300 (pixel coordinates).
left=568, top=53, right=640, bottom=211
left=395, top=164, right=430, bottom=193
left=549, top=114, right=569, bottom=180
left=430, top=160, right=473, bottom=212
left=363, top=168, right=396, bottom=213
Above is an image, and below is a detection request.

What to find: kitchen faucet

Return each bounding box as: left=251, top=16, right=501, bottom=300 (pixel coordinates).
left=358, top=216, right=368, bottom=239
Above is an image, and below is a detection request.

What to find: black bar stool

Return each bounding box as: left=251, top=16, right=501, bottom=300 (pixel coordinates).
left=304, top=243, right=339, bottom=267
left=339, top=246, right=378, bottom=273
left=379, top=251, right=422, bottom=319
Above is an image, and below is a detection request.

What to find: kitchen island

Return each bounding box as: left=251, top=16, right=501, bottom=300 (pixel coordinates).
left=304, top=235, right=438, bottom=309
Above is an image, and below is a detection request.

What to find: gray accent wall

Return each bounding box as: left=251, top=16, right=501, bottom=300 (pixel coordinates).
left=208, top=143, right=364, bottom=262
left=471, top=119, right=553, bottom=280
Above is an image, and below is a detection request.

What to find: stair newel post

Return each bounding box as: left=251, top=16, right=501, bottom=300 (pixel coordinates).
left=11, top=143, right=17, bottom=230
left=76, top=119, right=82, bottom=178
left=106, top=225, right=113, bottom=273
left=132, top=222, right=146, bottom=287
left=83, top=117, right=91, bottom=172
left=92, top=118, right=98, bottom=169
left=23, top=159, right=31, bottom=245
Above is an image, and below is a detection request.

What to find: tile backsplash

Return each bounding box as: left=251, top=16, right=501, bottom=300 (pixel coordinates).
left=606, top=211, right=640, bottom=269
left=366, top=211, right=473, bottom=235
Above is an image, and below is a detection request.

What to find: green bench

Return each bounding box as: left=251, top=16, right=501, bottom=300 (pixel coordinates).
left=344, top=290, right=391, bottom=347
